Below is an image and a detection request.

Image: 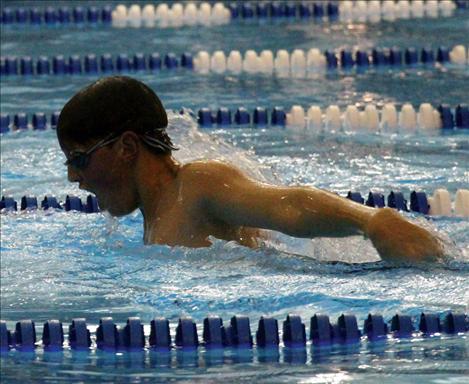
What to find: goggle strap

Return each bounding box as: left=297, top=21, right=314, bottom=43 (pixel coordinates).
left=141, top=134, right=176, bottom=152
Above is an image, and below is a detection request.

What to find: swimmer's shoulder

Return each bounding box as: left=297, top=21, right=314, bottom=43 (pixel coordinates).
left=178, top=160, right=247, bottom=183
left=175, top=160, right=249, bottom=205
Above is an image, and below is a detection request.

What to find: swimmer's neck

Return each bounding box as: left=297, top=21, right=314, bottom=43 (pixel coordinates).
left=135, top=153, right=181, bottom=240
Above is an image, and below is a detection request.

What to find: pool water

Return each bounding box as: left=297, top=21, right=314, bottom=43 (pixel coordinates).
left=1, top=1, right=469, bottom=383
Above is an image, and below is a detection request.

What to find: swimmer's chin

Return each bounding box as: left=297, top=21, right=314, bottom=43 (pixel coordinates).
left=100, top=203, right=138, bottom=217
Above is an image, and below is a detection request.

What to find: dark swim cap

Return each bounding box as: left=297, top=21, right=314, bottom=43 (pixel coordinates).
left=57, top=76, right=175, bottom=153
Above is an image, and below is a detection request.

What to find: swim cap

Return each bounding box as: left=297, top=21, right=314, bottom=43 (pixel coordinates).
left=57, top=76, right=175, bottom=153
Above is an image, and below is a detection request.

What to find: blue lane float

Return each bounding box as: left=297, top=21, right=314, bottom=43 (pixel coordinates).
left=347, top=192, right=365, bottom=205
left=366, top=192, right=385, bottom=208
left=0, top=197, right=18, bottom=211
left=391, top=314, right=414, bottom=337
left=0, top=111, right=59, bottom=132
left=234, top=107, right=251, bottom=125
left=0, top=195, right=99, bottom=213
left=203, top=316, right=226, bottom=348
left=32, top=113, right=47, bottom=130
left=13, top=113, right=27, bottom=130
left=176, top=317, right=199, bottom=349
left=122, top=317, right=145, bottom=349
left=65, top=195, right=84, bottom=212
left=336, top=314, right=360, bottom=343
left=443, top=313, right=467, bottom=333
left=310, top=314, right=333, bottom=346
left=42, top=320, right=64, bottom=350
left=387, top=191, right=408, bottom=211
left=410, top=191, right=430, bottom=215
left=8, top=320, right=37, bottom=350
left=363, top=314, right=388, bottom=341
left=96, top=317, right=119, bottom=349
left=1, top=6, right=112, bottom=24
left=420, top=313, right=441, bottom=335
left=20, top=196, right=38, bottom=211
left=68, top=319, right=91, bottom=349
left=455, top=104, right=469, bottom=128
left=283, top=314, right=306, bottom=347
left=149, top=318, right=171, bottom=349
left=0, top=321, right=11, bottom=349
left=226, top=315, right=253, bottom=347
left=41, top=195, right=61, bottom=210
left=1, top=312, right=466, bottom=353
left=256, top=317, right=280, bottom=347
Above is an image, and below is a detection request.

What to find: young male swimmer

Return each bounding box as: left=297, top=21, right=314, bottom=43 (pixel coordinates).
left=57, top=76, right=444, bottom=262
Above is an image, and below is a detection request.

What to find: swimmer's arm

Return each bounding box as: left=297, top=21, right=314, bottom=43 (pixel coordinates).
left=206, top=174, right=373, bottom=238
left=199, top=165, right=375, bottom=238
left=200, top=163, right=444, bottom=261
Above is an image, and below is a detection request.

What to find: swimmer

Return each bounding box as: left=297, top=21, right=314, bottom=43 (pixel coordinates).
left=57, top=76, right=444, bottom=262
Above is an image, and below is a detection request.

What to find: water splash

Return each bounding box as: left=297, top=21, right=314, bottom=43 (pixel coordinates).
left=167, top=111, right=277, bottom=183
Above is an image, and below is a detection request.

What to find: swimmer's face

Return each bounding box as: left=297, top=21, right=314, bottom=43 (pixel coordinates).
left=60, top=133, right=140, bottom=216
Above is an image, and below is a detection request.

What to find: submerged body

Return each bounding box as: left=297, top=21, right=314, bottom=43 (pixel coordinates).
left=57, top=76, right=445, bottom=263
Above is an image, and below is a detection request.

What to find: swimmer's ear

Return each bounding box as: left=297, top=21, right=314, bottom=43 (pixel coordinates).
left=118, top=131, right=139, bottom=162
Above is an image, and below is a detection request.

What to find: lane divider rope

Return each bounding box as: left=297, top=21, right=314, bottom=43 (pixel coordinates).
left=3, top=102, right=468, bottom=133
left=194, top=103, right=469, bottom=131
left=1, top=45, right=468, bottom=77
left=1, top=1, right=466, bottom=27
left=0, top=103, right=469, bottom=133
left=1, top=312, right=467, bottom=353
left=192, top=45, right=468, bottom=73
left=2, top=189, right=468, bottom=217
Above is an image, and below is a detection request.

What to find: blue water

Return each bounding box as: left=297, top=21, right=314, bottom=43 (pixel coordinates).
left=1, top=2, right=469, bottom=383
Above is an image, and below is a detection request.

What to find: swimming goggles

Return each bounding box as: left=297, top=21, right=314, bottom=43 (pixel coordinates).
left=64, top=133, right=119, bottom=169
left=64, top=129, right=176, bottom=169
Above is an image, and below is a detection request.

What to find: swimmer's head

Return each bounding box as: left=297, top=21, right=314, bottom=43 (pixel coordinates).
left=57, top=76, right=176, bottom=154
left=58, top=76, right=177, bottom=217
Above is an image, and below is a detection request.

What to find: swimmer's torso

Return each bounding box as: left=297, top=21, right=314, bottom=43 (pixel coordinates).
left=143, top=160, right=266, bottom=248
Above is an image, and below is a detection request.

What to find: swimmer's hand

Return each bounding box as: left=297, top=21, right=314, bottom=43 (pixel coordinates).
left=365, top=208, right=444, bottom=262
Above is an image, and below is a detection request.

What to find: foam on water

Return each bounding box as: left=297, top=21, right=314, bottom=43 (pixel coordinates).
left=167, top=111, right=276, bottom=183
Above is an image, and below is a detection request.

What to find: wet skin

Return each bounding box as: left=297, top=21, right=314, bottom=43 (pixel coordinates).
left=60, top=131, right=445, bottom=262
